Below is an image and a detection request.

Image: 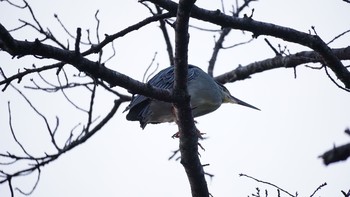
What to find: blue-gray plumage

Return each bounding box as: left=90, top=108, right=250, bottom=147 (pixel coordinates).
left=124, top=65, right=259, bottom=129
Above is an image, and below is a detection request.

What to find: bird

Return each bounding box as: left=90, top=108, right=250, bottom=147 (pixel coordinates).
left=124, top=65, right=259, bottom=129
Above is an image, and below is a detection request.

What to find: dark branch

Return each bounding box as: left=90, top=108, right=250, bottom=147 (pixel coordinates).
left=208, top=0, right=256, bottom=76
left=156, top=6, right=175, bottom=65
left=172, top=0, right=209, bottom=197
left=0, top=23, right=173, bottom=102
left=0, top=62, right=64, bottom=91
left=208, top=27, right=231, bottom=77
left=148, top=0, right=350, bottom=88
left=214, top=46, right=350, bottom=84
left=240, top=173, right=297, bottom=197
left=82, top=12, right=174, bottom=56
left=320, top=128, right=350, bottom=165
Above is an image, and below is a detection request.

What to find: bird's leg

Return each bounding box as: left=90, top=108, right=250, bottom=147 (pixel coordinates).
left=170, top=106, right=205, bottom=139
left=171, top=106, right=181, bottom=138
left=171, top=127, right=204, bottom=139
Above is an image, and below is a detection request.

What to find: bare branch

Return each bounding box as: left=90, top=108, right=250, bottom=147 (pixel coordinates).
left=16, top=168, right=41, bottom=196
left=324, top=64, right=350, bottom=92
left=0, top=23, right=173, bottom=102
left=85, top=82, right=97, bottom=133
left=327, top=29, right=350, bottom=45
left=239, top=173, right=297, bottom=197
left=1, top=97, right=121, bottom=194
left=208, top=27, right=231, bottom=77
left=215, top=46, right=350, bottom=87
left=142, top=52, right=158, bottom=82
left=53, top=14, right=90, bottom=46
left=208, top=0, right=257, bottom=76
left=172, top=0, right=209, bottom=196
left=221, top=37, right=254, bottom=49
left=82, top=12, right=174, bottom=56
left=7, top=101, right=34, bottom=158
left=74, top=28, right=82, bottom=54
left=264, top=38, right=281, bottom=56
left=149, top=0, right=350, bottom=88
left=1, top=0, right=26, bottom=8
left=342, top=189, right=350, bottom=197
left=320, top=128, right=350, bottom=165
left=156, top=6, right=174, bottom=65
left=310, top=182, right=327, bottom=197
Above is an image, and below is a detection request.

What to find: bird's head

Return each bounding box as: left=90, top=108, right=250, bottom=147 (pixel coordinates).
left=219, top=83, right=260, bottom=111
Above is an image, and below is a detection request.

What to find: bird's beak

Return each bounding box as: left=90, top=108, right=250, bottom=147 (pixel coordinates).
left=228, top=95, right=260, bottom=111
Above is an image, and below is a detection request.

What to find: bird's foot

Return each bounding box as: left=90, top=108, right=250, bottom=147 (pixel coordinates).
left=171, top=131, right=180, bottom=138
left=171, top=128, right=205, bottom=139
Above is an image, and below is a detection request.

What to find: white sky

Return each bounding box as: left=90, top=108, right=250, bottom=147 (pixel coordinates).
left=0, top=0, right=350, bottom=196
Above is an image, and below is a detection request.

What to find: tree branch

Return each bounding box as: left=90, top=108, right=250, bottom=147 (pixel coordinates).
left=208, top=0, right=256, bottom=76
left=148, top=0, right=350, bottom=88
left=320, top=128, right=350, bottom=165
left=214, top=46, right=350, bottom=84
left=82, top=12, right=174, bottom=56
left=0, top=23, right=173, bottom=102
left=172, top=0, right=210, bottom=196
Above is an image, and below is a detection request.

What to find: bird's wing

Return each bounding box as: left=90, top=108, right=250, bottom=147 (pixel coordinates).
left=124, top=65, right=200, bottom=112
left=148, top=64, right=200, bottom=89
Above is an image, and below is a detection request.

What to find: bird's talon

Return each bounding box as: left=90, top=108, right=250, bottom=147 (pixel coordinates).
left=171, top=131, right=180, bottom=138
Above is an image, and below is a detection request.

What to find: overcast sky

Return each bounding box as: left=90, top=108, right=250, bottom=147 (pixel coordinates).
left=0, top=0, right=350, bottom=196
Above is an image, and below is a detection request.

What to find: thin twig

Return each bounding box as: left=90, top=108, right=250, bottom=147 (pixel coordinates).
left=57, top=73, right=89, bottom=113
left=310, top=182, right=327, bottom=197
left=327, top=29, right=350, bottom=45
left=142, top=52, right=158, bottom=82
left=7, top=101, right=34, bottom=158
left=324, top=64, right=350, bottom=92
left=0, top=63, right=64, bottom=91
left=82, top=12, right=174, bottom=56
left=239, top=173, right=297, bottom=197
left=10, top=84, right=60, bottom=152
left=54, top=14, right=90, bottom=46
left=156, top=5, right=174, bottom=65
left=15, top=167, right=41, bottom=196
left=264, top=38, right=281, bottom=56
left=94, top=10, right=103, bottom=64
left=103, top=40, right=116, bottom=64
left=85, top=82, right=97, bottom=133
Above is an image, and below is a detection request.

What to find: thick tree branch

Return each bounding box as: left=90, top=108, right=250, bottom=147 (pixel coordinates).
left=320, top=143, right=350, bottom=165
left=320, top=129, right=350, bottom=165
left=215, top=46, right=350, bottom=83
left=172, top=0, right=210, bottom=196
left=148, top=0, right=350, bottom=88
left=0, top=23, right=173, bottom=102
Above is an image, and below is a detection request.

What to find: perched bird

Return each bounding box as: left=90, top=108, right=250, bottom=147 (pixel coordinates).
left=124, top=65, right=259, bottom=129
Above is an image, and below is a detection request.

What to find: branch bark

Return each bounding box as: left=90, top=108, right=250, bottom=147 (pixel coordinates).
left=172, top=0, right=210, bottom=196
left=215, top=46, right=350, bottom=84
left=0, top=23, right=172, bottom=102
left=320, top=129, right=350, bottom=165
left=148, top=0, right=350, bottom=88
left=320, top=143, right=350, bottom=165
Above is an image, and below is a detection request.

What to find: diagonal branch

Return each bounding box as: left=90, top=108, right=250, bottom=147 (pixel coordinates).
left=148, top=0, right=350, bottom=88
left=214, top=46, right=350, bottom=84
left=0, top=62, right=65, bottom=91
left=82, top=12, right=174, bottom=56
left=0, top=23, right=173, bottom=103
left=319, top=128, right=350, bottom=165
